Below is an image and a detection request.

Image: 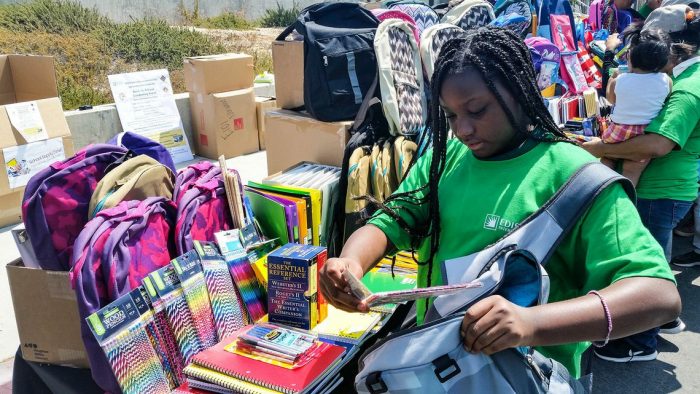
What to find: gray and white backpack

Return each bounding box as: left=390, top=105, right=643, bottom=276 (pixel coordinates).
left=420, top=23, right=467, bottom=82
left=374, top=19, right=427, bottom=137
left=355, top=162, right=634, bottom=394
left=442, top=0, right=496, bottom=31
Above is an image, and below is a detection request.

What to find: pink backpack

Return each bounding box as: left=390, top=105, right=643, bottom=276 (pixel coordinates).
left=22, top=144, right=131, bottom=271
left=71, top=197, right=177, bottom=394
left=550, top=14, right=589, bottom=93
left=175, top=163, right=235, bottom=254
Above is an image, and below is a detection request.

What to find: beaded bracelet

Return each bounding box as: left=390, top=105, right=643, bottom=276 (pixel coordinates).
left=588, top=290, right=612, bottom=348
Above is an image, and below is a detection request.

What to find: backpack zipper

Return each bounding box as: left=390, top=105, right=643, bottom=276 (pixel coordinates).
left=323, top=55, right=328, bottom=66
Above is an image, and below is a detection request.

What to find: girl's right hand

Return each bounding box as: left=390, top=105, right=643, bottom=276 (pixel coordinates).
left=319, top=257, right=368, bottom=313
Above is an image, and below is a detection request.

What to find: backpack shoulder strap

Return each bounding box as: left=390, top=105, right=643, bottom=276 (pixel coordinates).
left=537, top=161, right=634, bottom=264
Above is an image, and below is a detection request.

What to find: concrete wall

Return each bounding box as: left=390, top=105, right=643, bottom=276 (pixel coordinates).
left=0, top=0, right=363, bottom=23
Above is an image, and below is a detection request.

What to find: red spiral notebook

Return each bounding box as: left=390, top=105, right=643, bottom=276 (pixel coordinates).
left=190, top=330, right=346, bottom=394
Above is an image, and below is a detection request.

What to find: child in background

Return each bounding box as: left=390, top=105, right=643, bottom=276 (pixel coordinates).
left=602, top=28, right=672, bottom=185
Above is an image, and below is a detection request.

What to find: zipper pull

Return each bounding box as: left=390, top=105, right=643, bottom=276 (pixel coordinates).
left=323, top=56, right=328, bottom=66
left=526, top=354, right=547, bottom=382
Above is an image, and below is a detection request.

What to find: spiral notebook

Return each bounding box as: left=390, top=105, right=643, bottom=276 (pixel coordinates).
left=189, top=332, right=346, bottom=394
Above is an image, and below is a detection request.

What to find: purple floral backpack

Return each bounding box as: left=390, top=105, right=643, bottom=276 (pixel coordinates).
left=71, top=197, right=177, bottom=394
left=22, top=144, right=131, bottom=271
left=175, top=162, right=235, bottom=255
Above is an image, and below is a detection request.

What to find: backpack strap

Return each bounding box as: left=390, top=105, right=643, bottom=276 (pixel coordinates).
left=425, top=162, right=633, bottom=321
left=537, top=161, right=634, bottom=264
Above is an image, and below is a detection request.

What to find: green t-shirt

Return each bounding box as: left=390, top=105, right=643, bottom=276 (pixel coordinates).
left=368, top=139, right=673, bottom=378
left=639, top=4, right=652, bottom=19
left=638, top=62, right=700, bottom=201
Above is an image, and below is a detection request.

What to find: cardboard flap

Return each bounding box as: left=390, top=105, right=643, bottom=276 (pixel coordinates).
left=0, top=97, right=70, bottom=149
left=9, top=55, right=58, bottom=102
left=0, top=55, right=16, bottom=105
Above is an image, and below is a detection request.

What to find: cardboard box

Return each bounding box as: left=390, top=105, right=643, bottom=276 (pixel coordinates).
left=271, top=40, right=304, bottom=109
left=184, top=53, right=254, bottom=94
left=6, top=260, right=89, bottom=367
left=0, top=55, right=74, bottom=228
left=265, top=109, right=352, bottom=174
left=255, top=97, right=277, bottom=150
left=189, top=87, right=260, bottom=159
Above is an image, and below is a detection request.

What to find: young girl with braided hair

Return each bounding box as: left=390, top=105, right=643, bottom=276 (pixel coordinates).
left=319, top=27, right=680, bottom=377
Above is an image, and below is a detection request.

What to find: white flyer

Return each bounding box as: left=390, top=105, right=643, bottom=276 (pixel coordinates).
left=109, top=69, right=193, bottom=163
left=5, top=101, right=49, bottom=143
left=4, top=137, right=65, bottom=189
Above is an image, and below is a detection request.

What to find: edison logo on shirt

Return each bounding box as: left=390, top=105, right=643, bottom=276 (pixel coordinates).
left=484, top=214, right=516, bottom=232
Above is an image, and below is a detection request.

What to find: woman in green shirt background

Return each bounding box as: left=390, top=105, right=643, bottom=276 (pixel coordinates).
left=583, top=4, right=700, bottom=362
left=319, top=27, right=680, bottom=379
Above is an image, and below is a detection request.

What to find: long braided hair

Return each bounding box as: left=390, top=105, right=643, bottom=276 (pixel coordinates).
left=370, top=27, right=571, bottom=293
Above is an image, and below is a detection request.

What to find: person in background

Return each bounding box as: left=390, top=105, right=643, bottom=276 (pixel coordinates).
left=640, top=0, right=663, bottom=18
left=601, top=28, right=673, bottom=186
left=671, top=162, right=700, bottom=266
left=583, top=4, right=700, bottom=361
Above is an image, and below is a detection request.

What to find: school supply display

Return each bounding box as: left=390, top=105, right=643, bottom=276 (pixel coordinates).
left=371, top=8, right=420, bottom=44
left=218, top=156, right=248, bottom=229
left=175, top=163, right=234, bottom=254
left=386, top=0, right=440, bottom=36
left=88, top=154, right=175, bottom=218
left=313, top=306, right=382, bottom=346
left=71, top=197, right=177, bottom=394
left=361, top=268, right=417, bottom=312
left=355, top=163, right=633, bottom=393
left=245, top=187, right=299, bottom=244
left=442, top=0, right=495, bottom=31
left=492, top=0, right=533, bottom=38
left=186, top=328, right=346, bottom=394
left=138, top=286, right=181, bottom=390
left=267, top=243, right=328, bottom=329
left=276, top=2, right=379, bottom=122
left=194, top=241, right=247, bottom=340
left=143, top=276, right=186, bottom=389
left=108, top=131, right=176, bottom=174
left=149, top=264, right=206, bottom=365
left=343, top=269, right=483, bottom=308
left=262, top=162, right=341, bottom=250
left=86, top=288, right=171, bottom=394
left=22, top=144, right=130, bottom=271
left=420, top=23, right=468, bottom=82
left=172, top=250, right=219, bottom=349
left=215, top=230, right=268, bottom=323
left=375, top=19, right=427, bottom=137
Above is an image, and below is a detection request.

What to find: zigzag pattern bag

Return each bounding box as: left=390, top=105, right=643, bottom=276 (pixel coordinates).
left=355, top=163, right=634, bottom=394
left=442, top=0, right=496, bottom=31
left=375, top=19, right=427, bottom=137
left=420, top=23, right=468, bottom=82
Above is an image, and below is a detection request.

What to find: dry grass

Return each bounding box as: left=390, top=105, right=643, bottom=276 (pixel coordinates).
left=0, top=0, right=281, bottom=110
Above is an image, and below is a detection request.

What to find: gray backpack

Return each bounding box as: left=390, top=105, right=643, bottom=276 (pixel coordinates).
left=355, top=162, right=634, bottom=394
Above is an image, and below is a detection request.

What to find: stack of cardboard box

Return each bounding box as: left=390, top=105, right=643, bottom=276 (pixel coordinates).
left=0, top=55, right=74, bottom=228
left=267, top=40, right=353, bottom=174
left=184, top=53, right=266, bottom=160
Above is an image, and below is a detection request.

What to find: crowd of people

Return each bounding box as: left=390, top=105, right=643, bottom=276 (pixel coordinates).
left=318, top=0, right=700, bottom=383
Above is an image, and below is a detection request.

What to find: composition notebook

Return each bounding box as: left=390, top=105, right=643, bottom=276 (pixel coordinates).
left=189, top=331, right=346, bottom=394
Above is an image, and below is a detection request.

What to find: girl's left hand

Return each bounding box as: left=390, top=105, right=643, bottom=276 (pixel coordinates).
left=460, top=295, right=537, bottom=355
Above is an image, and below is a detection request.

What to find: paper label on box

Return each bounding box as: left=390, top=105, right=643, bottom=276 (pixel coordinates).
left=5, top=101, right=49, bottom=143
left=3, top=137, right=65, bottom=189
left=109, top=69, right=194, bottom=163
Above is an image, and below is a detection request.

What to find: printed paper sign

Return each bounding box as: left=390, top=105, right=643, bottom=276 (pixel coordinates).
left=109, top=69, right=193, bottom=163
left=5, top=101, right=49, bottom=143
left=4, top=137, right=65, bottom=189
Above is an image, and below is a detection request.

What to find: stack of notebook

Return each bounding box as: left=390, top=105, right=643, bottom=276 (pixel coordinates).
left=246, top=162, right=340, bottom=250
left=182, top=324, right=346, bottom=394
left=312, top=306, right=382, bottom=347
